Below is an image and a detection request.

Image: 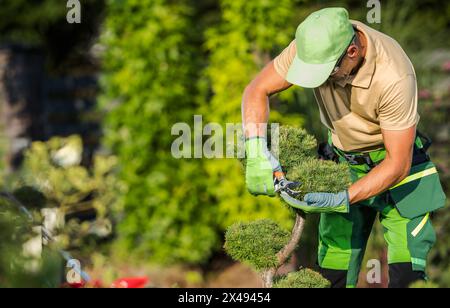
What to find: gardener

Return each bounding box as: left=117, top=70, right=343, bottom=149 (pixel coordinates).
left=242, top=7, right=446, bottom=288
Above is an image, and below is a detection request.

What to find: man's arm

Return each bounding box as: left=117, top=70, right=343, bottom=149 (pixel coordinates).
left=242, top=60, right=292, bottom=137
left=347, top=125, right=416, bottom=204
left=242, top=61, right=293, bottom=196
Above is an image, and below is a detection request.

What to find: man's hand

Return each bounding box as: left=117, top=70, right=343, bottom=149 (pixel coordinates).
left=303, top=191, right=350, bottom=213
left=245, top=137, right=281, bottom=196
left=242, top=61, right=291, bottom=196
left=280, top=190, right=350, bottom=213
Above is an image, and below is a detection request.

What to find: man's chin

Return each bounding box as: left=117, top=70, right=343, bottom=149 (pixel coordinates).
left=328, top=73, right=354, bottom=84
left=328, top=75, right=346, bottom=83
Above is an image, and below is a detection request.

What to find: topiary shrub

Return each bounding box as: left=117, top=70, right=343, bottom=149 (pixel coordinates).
left=227, top=125, right=350, bottom=287
left=287, top=158, right=351, bottom=198
left=238, top=126, right=351, bottom=201
left=276, top=126, right=317, bottom=171
left=225, top=218, right=329, bottom=288
left=273, top=269, right=330, bottom=288
left=224, top=219, right=290, bottom=271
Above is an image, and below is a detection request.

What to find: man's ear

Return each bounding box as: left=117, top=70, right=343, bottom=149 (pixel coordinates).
left=347, top=45, right=359, bottom=59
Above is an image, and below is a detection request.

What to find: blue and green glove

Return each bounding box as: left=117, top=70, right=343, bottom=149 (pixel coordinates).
left=245, top=137, right=282, bottom=196
left=280, top=190, right=350, bottom=214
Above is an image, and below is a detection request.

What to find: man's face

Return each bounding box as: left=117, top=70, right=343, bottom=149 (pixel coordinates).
left=328, top=41, right=364, bottom=83
left=328, top=56, right=354, bottom=83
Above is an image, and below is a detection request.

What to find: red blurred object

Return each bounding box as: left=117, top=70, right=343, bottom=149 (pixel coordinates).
left=64, top=282, right=85, bottom=288
left=91, top=279, right=104, bottom=288
left=442, top=60, right=450, bottom=72
left=418, top=89, right=432, bottom=100
left=62, top=277, right=149, bottom=288
left=111, top=277, right=149, bottom=288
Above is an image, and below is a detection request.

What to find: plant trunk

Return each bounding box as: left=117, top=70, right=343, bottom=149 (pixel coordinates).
left=260, top=212, right=306, bottom=288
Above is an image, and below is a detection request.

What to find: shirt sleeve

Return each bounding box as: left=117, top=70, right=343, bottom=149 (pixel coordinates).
left=378, top=74, right=420, bottom=130
left=273, top=40, right=297, bottom=79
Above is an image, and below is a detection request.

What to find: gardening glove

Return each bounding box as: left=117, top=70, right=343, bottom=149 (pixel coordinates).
left=304, top=191, right=350, bottom=213
left=280, top=190, right=350, bottom=214
left=245, top=137, right=282, bottom=197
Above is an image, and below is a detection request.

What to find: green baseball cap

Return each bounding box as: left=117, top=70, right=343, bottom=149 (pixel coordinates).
left=286, top=7, right=355, bottom=88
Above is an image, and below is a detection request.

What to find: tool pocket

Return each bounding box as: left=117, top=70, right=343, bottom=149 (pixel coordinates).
left=389, top=161, right=446, bottom=219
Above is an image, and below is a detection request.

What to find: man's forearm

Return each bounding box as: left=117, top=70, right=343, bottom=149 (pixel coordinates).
left=348, top=157, right=411, bottom=204
left=242, top=85, right=270, bottom=138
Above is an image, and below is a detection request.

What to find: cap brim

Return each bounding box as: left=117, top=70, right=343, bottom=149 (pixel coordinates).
left=286, top=56, right=337, bottom=88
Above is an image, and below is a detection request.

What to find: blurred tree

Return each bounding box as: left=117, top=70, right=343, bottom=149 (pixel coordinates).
left=100, top=0, right=221, bottom=264
left=0, top=0, right=105, bottom=70
left=0, top=0, right=106, bottom=171
left=0, top=193, right=62, bottom=288
left=0, top=0, right=66, bottom=46
left=7, top=135, right=124, bottom=252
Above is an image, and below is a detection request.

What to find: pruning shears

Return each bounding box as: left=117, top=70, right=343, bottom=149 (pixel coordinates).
left=273, top=172, right=309, bottom=208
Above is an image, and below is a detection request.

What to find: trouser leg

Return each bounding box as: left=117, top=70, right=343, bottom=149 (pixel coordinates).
left=318, top=204, right=376, bottom=288
left=317, top=267, right=347, bottom=288
left=388, top=262, right=425, bottom=288
left=380, top=205, right=436, bottom=288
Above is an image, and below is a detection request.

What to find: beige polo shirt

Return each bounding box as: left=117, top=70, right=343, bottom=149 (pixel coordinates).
left=274, top=20, right=420, bottom=152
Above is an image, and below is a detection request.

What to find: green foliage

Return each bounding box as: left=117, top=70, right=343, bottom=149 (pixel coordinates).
left=238, top=126, right=352, bottom=201
left=288, top=158, right=352, bottom=198
left=273, top=269, right=330, bottom=288
left=0, top=0, right=65, bottom=45
left=0, top=196, right=62, bottom=288
left=12, top=186, right=47, bottom=209
left=226, top=126, right=349, bottom=284
left=224, top=220, right=290, bottom=271
left=409, top=280, right=439, bottom=289
left=0, top=250, right=62, bottom=288
left=101, top=0, right=220, bottom=264
left=375, top=1, right=450, bottom=52
left=203, top=0, right=298, bottom=118
left=15, top=135, right=124, bottom=248
left=1, top=134, right=121, bottom=286
left=273, top=126, right=351, bottom=199
left=272, top=126, right=317, bottom=171
left=0, top=198, right=30, bottom=275
left=237, top=126, right=316, bottom=167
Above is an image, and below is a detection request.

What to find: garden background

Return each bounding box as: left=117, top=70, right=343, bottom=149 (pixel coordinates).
left=0, top=0, right=449, bottom=287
